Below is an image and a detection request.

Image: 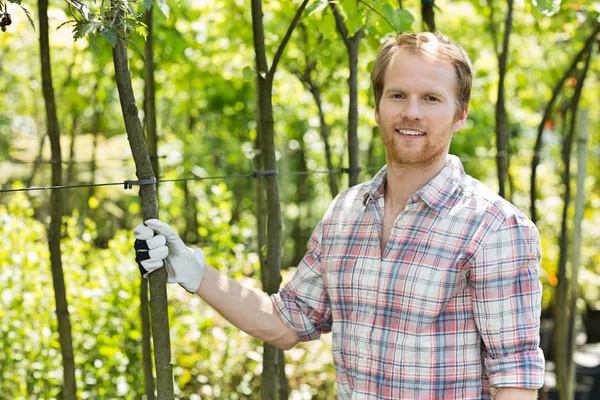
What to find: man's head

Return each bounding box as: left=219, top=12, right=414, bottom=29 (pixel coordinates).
left=372, top=32, right=473, bottom=169
left=371, top=32, right=472, bottom=116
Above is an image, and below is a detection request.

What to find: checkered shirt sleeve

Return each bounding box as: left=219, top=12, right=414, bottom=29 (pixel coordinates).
left=470, top=214, right=545, bottom=391
left=271, top=221, right=332, bottom=342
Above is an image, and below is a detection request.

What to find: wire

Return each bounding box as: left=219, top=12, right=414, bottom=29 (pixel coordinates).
left=0, top=167, right=381, bottom=194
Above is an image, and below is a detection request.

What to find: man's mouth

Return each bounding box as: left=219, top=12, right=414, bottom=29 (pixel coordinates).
left=395, top=129, right=426, bottom=137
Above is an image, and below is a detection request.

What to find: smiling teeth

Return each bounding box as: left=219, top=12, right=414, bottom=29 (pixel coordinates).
left=397, top=129, right=425, bottom=136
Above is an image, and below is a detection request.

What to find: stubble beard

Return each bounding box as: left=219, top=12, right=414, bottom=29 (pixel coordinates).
left=381, top=122, right=454, bottom=169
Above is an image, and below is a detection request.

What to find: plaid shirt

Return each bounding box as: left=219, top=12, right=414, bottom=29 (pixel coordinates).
left=272, top=155, right=544, bottom=399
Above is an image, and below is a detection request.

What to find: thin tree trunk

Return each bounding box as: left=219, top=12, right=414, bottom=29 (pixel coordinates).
left=184, top=117, right=199, bottom=244
left=367, top=125, right=379, bottom=168
left=286, top=26, right=338, bottom=198
left=554, top=112, right=571, bottom=400
left=251, top=3, right=280, bottom=395
left=26, top=133, right=47, bottom=188
left=311, top=86, right=338, bottom=197
left=330, top=3, right=362, bottom=187
left=278, top=350, right=289, bottom=400
left=183, top=180, right=199, bottom=244
left=251, top=1, right=309, bottom=398
left=38, top=0, right=77, bottom=398
left=529, top=22, right=599, bottom=223
left=111, top=4, right=173, bottom=398
left=290, top=137, right=311, bottom=267
left=555, top=50, right=591, bottom=400
left=66, top=113, right=81, bottom=185
left=567, top=109, right=589, bottom=398
left=141, top=5, right=158, bottom=399
left=494, top=0, right=513, bottom=199
left=421, top=0, right=435, bottom=31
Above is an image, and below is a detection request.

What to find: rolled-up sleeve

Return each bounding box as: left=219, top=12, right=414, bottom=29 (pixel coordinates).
left=471, top=215, right=545, bottom=390
left=271, top=221, right=332, bottom=342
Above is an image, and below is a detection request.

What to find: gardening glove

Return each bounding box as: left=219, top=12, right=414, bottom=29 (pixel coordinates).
left=133, top=219, right=205, bottom=294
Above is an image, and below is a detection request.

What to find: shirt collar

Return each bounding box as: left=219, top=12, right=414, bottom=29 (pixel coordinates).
left=362, top=155, right=464, bottom=211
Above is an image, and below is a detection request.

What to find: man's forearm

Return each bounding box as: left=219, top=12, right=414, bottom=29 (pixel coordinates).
left=495, top=388, right=538, bottom=400
left=196, top=264, right=300, bottom=350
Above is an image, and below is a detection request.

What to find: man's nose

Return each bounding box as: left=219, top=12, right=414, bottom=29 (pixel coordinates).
left=403, top=98, right=423, bottom=120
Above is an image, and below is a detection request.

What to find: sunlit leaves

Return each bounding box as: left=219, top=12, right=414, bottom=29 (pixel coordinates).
left=303, top=0, right=328, bottom=18
left=532, top=0, right=562, bottom=16
left=381, top=3, right=413, bottom=33
left=6, top=0, right=34, bottom=30
left=346, top=7, right=366, bottom=36
left=157, top=0, right=170, bottom=19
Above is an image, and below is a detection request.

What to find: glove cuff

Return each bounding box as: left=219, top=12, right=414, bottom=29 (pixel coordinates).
left=180, top=247, right=205, bottom=294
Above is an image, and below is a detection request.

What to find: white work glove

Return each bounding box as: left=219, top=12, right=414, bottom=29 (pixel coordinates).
left=133, top=219, right=205, bottom=294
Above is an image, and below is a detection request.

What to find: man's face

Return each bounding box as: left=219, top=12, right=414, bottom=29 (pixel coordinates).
left=375, top=48, right=468, bottom=169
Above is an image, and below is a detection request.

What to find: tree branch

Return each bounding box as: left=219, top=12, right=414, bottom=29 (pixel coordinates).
left=485, top=0, right=500, bottom=56
left=329, top=1, right=349, bottom=42
left=268, top=0, right=310, bottom=81
left=529, top=21, right=600, bottom=223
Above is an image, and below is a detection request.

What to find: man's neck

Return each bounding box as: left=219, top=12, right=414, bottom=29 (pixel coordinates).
left=385, top=155, right=448, bottom=208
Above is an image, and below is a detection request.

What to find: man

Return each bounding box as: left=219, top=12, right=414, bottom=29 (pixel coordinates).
left=134, top=32, right=544, bottom=399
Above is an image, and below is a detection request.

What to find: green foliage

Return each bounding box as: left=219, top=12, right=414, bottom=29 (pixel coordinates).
left=0, top=193, right=337, bottom=398
left=533, top=0, right=561, bottom=16
left=380, top=3, right=413, bottom=33
left=1, top=0, right=600, bottom=396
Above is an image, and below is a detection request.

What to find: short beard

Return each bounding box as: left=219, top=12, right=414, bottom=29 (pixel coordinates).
left=380, top=123, right=453, bottom=169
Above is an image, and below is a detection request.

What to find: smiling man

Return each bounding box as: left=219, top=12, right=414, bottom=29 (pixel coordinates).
left=133, top=32, right=545, bottom=399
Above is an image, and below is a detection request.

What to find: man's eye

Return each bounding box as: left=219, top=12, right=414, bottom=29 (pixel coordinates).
left=426, top=96, right=439, bottom=101
left=392, top=94, right=404, bottom=99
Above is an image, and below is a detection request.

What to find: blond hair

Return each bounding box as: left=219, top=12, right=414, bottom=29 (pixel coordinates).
left=371, top=32, right=472, bottom=115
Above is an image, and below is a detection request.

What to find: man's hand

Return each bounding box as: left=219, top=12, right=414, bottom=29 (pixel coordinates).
left=133, top=219, right=205, bottom=293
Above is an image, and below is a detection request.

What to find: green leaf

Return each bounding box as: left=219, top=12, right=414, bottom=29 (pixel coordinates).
left=393, top=9, right=414, bottom=32
left=157, top=0, right=170, bottom=19
left=100, top=26, right=118, bottom=47
left=381, top=3, right=395, bottom=28
left=533, top=0, right=561, bottom=16
left=303, top=0, right=328, bottom=18
left=134, top=22, right=148, bottom=39
left=19, top=5, right=35, bottom=30
left=242, top=66, right=255, bottom=81
left=380, top=5, right=413, bottom=33
left=346, top=8, right=366, bottom=37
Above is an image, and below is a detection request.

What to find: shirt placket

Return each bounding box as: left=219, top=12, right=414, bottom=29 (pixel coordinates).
left=354, top=196, right=386, bottom=395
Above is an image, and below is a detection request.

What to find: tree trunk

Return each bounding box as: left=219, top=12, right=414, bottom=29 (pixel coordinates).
left=330, top=3, right=362, bottom=187
left=26, top=132, right=47, bottom=188
left=111, top=4, right=173, bottom=399
left=367, top=125, right=379, bottom=168
left=567, top=109, right=589, bottom=399
left=554, top=50, right=591, bottom=400
left=278, top=349, right=289, bottom=400
left=529, top=22, right=599, bottom=223
left=311, top=86, right=338, bottom=197
left=290, top=136, right=311, bottom=267
left=251, top=1, right=309, bottom=397
left=38, top=0, right=77, bottom=398
left=494, top=0, right=513, bottom=199
left=66, top=113, right=81, bottom=185
left=141, top=5, right=158, bottom=399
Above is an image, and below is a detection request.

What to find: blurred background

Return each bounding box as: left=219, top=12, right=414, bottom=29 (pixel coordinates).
left=0, top=0, right=598, bottom=399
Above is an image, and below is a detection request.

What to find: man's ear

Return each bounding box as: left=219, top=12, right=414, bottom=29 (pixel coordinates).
left=374, top=108, right=380, bottom=126
left=452, top=106, right=469, bottom=132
